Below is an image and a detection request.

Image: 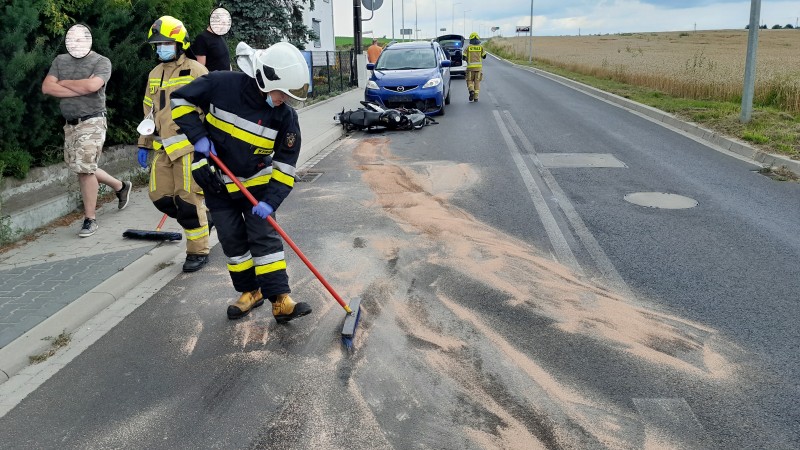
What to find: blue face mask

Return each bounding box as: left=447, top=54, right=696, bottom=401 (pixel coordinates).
left=265, top=93, right=275, bottom=108
left=156, top=44, right=176, bottom=61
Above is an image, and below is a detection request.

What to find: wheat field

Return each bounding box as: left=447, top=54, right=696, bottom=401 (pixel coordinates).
left=492, top=30, right=800, bottom=112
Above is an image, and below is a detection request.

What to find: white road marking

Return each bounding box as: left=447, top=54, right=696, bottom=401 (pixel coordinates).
left=633, top=398, right=711, bottom=449
left=491, top=108, right=583, bottom=274
left=502, top=110, right=636, bottom=298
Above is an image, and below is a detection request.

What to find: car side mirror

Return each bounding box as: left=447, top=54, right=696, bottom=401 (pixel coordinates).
left=367, top=63, right=375, bottom=70
left=440, top=60, right=451, bottom=68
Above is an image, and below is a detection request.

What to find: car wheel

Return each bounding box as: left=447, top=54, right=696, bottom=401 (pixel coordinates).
left=445, top=83, right=451, bottom=105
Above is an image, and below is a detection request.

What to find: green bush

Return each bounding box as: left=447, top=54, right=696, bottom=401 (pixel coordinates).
left=0, top=150, right=34, bottom=179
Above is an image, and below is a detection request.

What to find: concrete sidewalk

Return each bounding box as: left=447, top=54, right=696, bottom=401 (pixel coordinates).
left=0, top=87, right=363, bottom=385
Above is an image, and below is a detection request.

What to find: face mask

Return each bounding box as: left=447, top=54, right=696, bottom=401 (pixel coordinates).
left=156, top=44, right=176, bottom=61
left=265, top=93, right=275, bottom=108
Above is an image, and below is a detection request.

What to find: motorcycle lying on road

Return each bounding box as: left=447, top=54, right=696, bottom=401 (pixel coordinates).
left=334, top=101, right=438, bottom=132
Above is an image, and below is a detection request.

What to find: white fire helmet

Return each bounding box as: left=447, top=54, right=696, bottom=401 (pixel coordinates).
left=236, top=41, right=310, bottom=101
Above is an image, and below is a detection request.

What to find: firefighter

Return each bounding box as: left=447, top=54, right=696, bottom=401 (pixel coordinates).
left=464, top=32, right=487, bottom=102
left=171, top=41, right=313, bottom=322
left=137, top=16, right=211, bottom=272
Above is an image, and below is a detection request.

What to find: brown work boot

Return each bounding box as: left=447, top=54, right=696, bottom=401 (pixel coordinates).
left=272, top=293, right=312, bottom=324
left=468, top=91, right=474, bottom=102
left=227, top=289, right=264, bottom=320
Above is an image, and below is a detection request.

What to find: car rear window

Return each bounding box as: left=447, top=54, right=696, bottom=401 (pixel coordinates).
left=376, top=48, right=437, bottom=70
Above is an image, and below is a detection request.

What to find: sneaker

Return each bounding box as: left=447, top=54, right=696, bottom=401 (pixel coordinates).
left=227, top=289, right=264, bottom=320
left=116, top=181, right=132, bottom=210
left=182, top=254, right=209, bottom=273
left=272, top=293, right=312, bottom=324
left=78, top=218, right=98, bottom=237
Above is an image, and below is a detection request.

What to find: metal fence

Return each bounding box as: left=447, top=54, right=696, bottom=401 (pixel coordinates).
left=304, top=50, right=358, bottom=99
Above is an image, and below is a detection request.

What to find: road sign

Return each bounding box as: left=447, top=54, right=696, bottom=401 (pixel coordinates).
left=516, top=26, right=531, bottom=33
left=440, top=28, right=447, bottom=31
left=362, top=0, right=383, bottom=11
left=491, top=26, right=500, bottom=32
left=400, top=28, right=413, bottom=35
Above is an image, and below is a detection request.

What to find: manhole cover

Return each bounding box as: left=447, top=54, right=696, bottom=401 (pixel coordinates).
left=296, top=171, right=323, bottom=183
left=624, top=192, right=698, bottom=209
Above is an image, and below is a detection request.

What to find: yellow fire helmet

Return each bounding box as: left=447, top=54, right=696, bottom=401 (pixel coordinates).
left=469, top=32, right=480, bottom=40
left=147, top=15, right=190, bottom=50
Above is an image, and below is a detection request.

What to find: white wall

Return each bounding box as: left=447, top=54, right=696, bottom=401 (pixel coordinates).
left=304, top=0, right=336, bottom=52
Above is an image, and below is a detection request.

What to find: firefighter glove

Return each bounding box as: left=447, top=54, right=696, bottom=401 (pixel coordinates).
left=194, top=136, right=216, bottom=157
left=252, top=201, right=273, bottom=219
left=191, top=158, right=226, bottom=195
left=137, top=148, right=149, bottom=168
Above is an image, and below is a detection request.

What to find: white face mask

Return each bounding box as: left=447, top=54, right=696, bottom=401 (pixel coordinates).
left=137, top=110, right=155, bottom=135
left=156, top=44, right=176, bottom=61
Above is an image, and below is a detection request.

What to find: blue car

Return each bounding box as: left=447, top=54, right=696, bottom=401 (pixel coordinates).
left=365, top=41, right=452, bottom=116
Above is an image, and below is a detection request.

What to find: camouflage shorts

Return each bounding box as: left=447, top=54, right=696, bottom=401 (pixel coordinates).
left=63, top=117, right=106, bottom=174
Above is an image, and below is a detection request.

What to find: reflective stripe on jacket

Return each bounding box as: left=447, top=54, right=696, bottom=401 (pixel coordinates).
left=138, top=55, right=209, bottom=161
left=170, top=71, right=301, bottom=210
left=465, top=45, right=487, bottom=69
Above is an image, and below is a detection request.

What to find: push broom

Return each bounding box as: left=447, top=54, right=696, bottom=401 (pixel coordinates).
left=209, top=153, right=362, bottom=348
left=123, top=213, right=183, bottom=241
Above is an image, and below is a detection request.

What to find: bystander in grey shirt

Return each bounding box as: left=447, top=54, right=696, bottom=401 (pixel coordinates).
left=46, top=51, right=112, bottom=121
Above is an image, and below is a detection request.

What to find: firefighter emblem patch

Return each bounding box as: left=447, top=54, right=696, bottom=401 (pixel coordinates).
left=286, top=133, right=297, bottom=148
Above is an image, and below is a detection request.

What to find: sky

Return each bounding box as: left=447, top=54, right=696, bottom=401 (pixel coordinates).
left=330, top=0, right=800, bottom=39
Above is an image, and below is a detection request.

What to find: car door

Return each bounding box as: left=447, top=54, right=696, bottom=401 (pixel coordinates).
left=437, top=45, right=450, bottom=95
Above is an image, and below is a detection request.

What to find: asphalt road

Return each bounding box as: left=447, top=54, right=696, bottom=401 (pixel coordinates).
left=1, top=57, right=798, bottom=449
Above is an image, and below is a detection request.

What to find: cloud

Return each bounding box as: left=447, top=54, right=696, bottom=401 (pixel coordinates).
left=332, top=0, right=800, bottom=39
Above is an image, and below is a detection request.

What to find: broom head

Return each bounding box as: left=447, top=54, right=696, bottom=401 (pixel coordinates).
left=123, top=229, right=182, bottom=241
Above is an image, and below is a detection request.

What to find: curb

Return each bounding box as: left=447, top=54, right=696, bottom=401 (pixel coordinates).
left=502, top=57, right=800, bottom=176
left=0, top=241, right=186, bottom=385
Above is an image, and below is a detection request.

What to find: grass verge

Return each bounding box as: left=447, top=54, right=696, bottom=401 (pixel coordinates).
left=487, top=44, right=800, bottom=162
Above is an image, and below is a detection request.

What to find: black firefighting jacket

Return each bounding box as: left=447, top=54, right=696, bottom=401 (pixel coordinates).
left=171, top=71, right=301, bottom=210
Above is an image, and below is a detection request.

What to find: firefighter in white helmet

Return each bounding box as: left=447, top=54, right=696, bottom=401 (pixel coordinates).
left=171, top=41, right=313, bottom=322
left=464, top=32, right=487, bottom=102
left=137, top=15, right=212, bottom=272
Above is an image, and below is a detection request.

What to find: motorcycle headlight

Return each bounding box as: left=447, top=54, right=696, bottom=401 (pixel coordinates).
left=423, top=77, right=441, bottom=88
left=367, top=80, right=380, bottom=90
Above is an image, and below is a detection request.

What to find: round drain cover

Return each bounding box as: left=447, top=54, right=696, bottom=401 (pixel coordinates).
left=624, top=192, right=698, bottom=209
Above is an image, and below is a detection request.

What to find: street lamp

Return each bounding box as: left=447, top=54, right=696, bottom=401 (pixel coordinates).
left=434, top=0, right=438, bottom=39
left=452, top=2, right=460, bottom=36
left=401, top=0, right=405, bottom=42
left=415, top=0, right=418, bottom=40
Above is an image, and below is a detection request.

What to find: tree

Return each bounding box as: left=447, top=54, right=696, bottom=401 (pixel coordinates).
left=772, top=24, right=783, bottom=29
left=0, top=0, right=214, bottom=176
left=227, top=0, right=317, bottom=50
left=785, top=24, right=794, bottom=29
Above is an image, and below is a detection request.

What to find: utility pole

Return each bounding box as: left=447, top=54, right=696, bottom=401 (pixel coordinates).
left=528, top=0, right=534, bottom=63
left=415, top=0, right=418, bottom=39
left=452, top=2, right=460, bottom=36
left=353, top=0, right=362, bottom=54
left=401, top=0, right=405, bottom=42
left=392, top=0, right=395, bottom=40
left=741, top=0, right=761, bottom=123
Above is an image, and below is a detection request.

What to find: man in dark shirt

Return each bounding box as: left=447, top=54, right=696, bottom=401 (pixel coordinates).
left=192, top=27, right=230, bottom=71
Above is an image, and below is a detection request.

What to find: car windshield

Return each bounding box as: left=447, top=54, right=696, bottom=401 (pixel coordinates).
left=376, top=48, right=437, bottom=70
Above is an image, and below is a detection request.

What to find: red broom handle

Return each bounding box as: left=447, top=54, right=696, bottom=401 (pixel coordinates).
left=209, top=153, right=352, bottom=314
left=155, top=213, right=169, bottom=231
